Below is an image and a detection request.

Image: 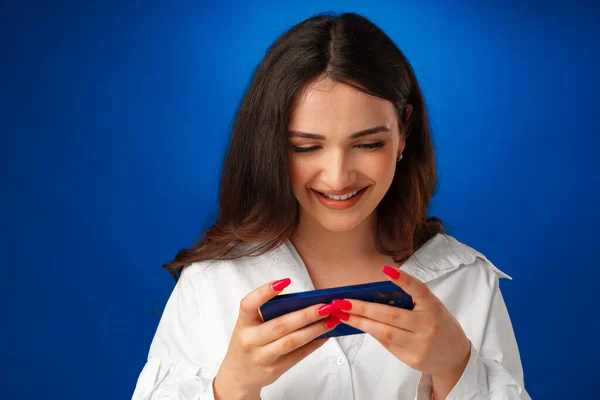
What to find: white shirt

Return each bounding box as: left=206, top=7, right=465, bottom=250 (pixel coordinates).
left=132, top=233, right=531, bottom=399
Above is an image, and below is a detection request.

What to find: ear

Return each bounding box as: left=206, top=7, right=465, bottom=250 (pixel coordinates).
left=405, top=104, right=413, bottom=122
left=398, top=129, right=407, bottom=155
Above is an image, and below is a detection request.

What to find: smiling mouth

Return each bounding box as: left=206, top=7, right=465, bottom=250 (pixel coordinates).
left=313, top=186, right=369, bottom=201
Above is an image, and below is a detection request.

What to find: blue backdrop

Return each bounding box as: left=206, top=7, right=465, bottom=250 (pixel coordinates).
left=2, top=1, right=598, bottom=399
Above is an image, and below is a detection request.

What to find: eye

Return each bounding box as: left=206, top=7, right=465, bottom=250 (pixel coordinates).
left=291, top=146, right=320, bottom=153
left=356, top=141, right=385, bottom=150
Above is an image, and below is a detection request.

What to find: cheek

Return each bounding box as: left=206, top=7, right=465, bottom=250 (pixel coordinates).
left=364, top=152, right=395, bottom=181
left=288, top=157, right=311, bottom=190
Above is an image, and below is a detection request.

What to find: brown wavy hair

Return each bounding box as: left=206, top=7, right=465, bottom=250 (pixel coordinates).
left=163, top=12, right=444, bottom=281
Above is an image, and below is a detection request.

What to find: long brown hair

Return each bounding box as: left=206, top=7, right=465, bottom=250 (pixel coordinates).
left=164, top=12, right=444, bottom=281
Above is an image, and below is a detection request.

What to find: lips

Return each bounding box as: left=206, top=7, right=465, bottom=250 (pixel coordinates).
left=311, top=186, right=370, bottom=210
left=314, top=187, right=367, bottom=199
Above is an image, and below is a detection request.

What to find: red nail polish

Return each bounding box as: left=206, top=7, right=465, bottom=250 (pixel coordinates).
left=325, top=316, right=341, bottom=328
left=317, top=304, right=337, bottom=316
left=332, top=310, right=350, bottom=321
left=332, top=299, right=352, bottom=310
left=272, top=278, right=291, bottom=291
left=382, top=265, right=400, bottom=280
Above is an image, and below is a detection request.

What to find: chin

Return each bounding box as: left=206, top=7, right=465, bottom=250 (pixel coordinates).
left=314, top=213, right=369, bottom=233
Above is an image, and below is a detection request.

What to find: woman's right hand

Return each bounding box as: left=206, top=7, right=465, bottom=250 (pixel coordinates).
left=213, top=278, right=342, bottom=400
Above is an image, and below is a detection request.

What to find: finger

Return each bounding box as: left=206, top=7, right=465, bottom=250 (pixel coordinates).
left=381, top=266, right=438, bottom=310
left=343, top=313, right=415, bottom=347
left=258, top=316, right=340, bottom=364
left=337, top=299, right=422, bottom=332
left=251, top=303, right=333, bottom=345
left=238, top=278, right=292, bottom=326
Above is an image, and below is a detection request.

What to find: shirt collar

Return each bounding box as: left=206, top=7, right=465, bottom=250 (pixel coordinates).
left=280, top=233, right=511, bottom=285
left=404, top=233, right=511, bottom=282
left=279, top=233, right=512, bottom=287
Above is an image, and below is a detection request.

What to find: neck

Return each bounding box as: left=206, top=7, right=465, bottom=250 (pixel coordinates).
left=290, top=213, right=379, bottom=265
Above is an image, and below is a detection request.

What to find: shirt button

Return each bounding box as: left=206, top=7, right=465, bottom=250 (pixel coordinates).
left=337, top=357, right=346, bottom=366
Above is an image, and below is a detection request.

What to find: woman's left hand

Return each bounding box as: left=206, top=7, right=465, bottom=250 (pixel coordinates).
left=332, top=266, right=471, bottom=385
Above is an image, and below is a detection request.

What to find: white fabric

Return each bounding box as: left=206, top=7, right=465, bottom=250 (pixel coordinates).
left=131, top=233, right=531, bottom=399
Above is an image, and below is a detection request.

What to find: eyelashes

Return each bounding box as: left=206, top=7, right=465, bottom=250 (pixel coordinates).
left=291, top=141, right=385, bottom=153
left=292, top=146, right=318, bottom=153
left=357, top=142, right=385, bottom=150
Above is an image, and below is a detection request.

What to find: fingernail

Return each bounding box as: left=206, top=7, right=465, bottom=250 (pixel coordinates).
left=382, top=265, right=400, bottom=280
left=317, top=304, right=337, bottom=316
left=332, top=310, right=350, bottom=321
left=325, top=316, right=341, bottom=328
left=332, top=299, right=352, bottom=310
left=272, top=278, right=291, bottom=291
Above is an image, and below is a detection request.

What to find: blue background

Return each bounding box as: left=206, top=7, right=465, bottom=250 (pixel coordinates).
left=2, top=1, right=598, bottom=398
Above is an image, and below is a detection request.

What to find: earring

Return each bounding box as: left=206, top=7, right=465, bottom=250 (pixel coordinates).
left=397, top=153, right=403, bottom=162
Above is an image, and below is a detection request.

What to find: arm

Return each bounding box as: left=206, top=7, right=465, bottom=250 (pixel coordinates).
left=131, top=266, right=218, bottom=400
left=418, top=274, right=531, bottom=400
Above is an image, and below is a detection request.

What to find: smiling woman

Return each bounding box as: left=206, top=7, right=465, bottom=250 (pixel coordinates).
left=132, top=11, right=530, bottom=400
left=160, top=20, right=440, bottom=272
left=287, top=78, right=408, bottom=231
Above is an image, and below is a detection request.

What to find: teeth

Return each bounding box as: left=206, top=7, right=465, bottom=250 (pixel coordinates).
left=323, top=190, right=360, bottom=201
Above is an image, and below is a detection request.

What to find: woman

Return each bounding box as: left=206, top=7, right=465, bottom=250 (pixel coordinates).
left=132, top=12, right=530, bottom=400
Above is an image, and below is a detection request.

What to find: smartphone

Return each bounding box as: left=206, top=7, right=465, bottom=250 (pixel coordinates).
left=259, top=280, right=414, bottom=339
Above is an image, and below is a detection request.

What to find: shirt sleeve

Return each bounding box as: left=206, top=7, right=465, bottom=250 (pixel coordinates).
left=131, top=266, right=218, bottom=400
left=416, top=275, right=531, bottom=400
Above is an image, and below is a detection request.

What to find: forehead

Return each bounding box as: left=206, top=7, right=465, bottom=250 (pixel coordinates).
left=289, top=78, right=397, bottom=131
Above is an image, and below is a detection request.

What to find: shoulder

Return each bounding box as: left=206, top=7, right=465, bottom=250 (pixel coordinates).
left=178, top=241, right=298, bottom=297
left=409, top=234, right=515, bottom=319
left=183, top=242, right=290, bottom=276
left=405, top=233, right=512, bottom=284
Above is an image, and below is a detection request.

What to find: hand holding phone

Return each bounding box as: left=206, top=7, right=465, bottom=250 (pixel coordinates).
left=213, top=278, right=339, bottom=400
left=259, top=280, right=414, bottom=339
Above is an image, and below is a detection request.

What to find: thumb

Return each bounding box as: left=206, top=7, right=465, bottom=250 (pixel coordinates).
left=238, top=278, right=291, bottom=325
left=381, top=265, right=435, bottom=310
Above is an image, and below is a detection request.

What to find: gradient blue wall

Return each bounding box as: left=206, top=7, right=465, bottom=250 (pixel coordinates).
left=2, top=1, right=598, bottom=399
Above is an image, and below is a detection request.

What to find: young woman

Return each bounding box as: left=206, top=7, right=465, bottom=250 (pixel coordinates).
left=132, top=12, right=530, bottom=400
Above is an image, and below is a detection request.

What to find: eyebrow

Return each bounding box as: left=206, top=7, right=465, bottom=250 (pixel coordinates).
left=288, top=125, right=390, bottom=140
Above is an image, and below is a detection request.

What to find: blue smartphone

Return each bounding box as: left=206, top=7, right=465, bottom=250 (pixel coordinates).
left=259, top=280, right=414, bottom=339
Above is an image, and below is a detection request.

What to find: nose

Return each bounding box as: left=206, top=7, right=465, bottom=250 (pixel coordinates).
left=320, top=150, right=356, bottom=191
